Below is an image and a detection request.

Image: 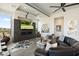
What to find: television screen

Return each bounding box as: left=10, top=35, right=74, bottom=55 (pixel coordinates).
left=21, top=20, right=33, bottom=29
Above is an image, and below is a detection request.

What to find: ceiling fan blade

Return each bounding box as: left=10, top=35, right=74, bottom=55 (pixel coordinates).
left=65, top=3, right=79, bottom=7
left=61, top=3, right=66, bottom=7
left=62, top=8, right=66, bottom=12
left=50, top=6, right=60, bottom=8
left=52, top=7, right=61, bottom=13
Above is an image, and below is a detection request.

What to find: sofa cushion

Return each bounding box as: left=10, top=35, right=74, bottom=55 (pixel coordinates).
left=34, top=48, right=47, bottom=56
left=72, top=42, right=79, bottom=48
left=57, top=39, right=69, bottom=47
left=64, top=36, right=77, bottom=46
left=48, top=47, right=74, bottom=56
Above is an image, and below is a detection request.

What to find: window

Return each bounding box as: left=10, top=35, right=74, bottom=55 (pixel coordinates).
left=0, top=12, right=11, bottom=38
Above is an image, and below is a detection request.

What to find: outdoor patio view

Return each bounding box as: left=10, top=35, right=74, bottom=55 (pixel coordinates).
left=0, top=12, right=11, bottom=39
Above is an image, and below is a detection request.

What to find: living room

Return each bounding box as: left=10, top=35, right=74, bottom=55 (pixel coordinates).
left=0, top=3, right=79, bottom=56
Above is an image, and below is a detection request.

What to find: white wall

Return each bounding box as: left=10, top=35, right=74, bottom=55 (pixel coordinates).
left=49, top=7, right=79, bottom=41
left=36, top=15, right=52, bottom=36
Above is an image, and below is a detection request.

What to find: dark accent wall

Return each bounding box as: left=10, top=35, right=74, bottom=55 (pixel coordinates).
left=13, top=19, right=36, bottom=42
left=14, top=19, right=21, bottom=42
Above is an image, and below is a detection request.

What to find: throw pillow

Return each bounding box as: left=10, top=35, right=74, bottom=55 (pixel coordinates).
left=59, top=35, right=64, bottom=41
left=51, top=43, right=57, bottom=48
left=45, top=42, right=57, bottom=51
left=45, top=42, right=51, bottom=51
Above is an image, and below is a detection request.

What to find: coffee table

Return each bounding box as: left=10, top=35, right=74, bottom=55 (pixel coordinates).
left=36, top=41, right=45, bottom=49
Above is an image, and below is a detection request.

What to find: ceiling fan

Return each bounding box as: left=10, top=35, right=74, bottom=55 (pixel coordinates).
left=50, top=3, right=79, bottom=13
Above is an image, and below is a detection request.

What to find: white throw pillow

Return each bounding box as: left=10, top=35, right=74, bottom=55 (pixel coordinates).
left=45, top=42, right=51, bottom=51
left=51, top=43, right=57, bottom=48
left=45, top=42, right=57, bottom=51
left=59, top=35, right=64, bottom=41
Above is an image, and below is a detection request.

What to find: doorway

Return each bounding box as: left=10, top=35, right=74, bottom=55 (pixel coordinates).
left=54, top=17, right=64, bottom=36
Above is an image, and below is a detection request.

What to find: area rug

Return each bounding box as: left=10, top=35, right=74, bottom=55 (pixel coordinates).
left=14, top=40, right=33, bottom=48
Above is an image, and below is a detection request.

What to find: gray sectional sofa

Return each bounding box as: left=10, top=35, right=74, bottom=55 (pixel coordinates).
left=34, top=36, right=79, bottom=56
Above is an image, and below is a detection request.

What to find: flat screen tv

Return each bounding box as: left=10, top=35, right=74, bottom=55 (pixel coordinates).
left=21, top=20, right=33, bottom=29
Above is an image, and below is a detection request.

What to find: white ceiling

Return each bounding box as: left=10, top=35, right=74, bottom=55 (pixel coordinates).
left=0, top=3, right=79, bottom=17
left=17, top=3, right=48, bottom=17
left=17, top=4, right=40, bottom=16
left=0, top=3, right=48, bottom=17
left=26, top=3, right=79, bottom=16
left=29, top=3, right=60, bottom=16
left=0, top=3, right=21, bottom=13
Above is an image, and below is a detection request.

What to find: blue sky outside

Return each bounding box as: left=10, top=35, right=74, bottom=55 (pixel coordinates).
left=0, top=13, right=11, bottom=29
